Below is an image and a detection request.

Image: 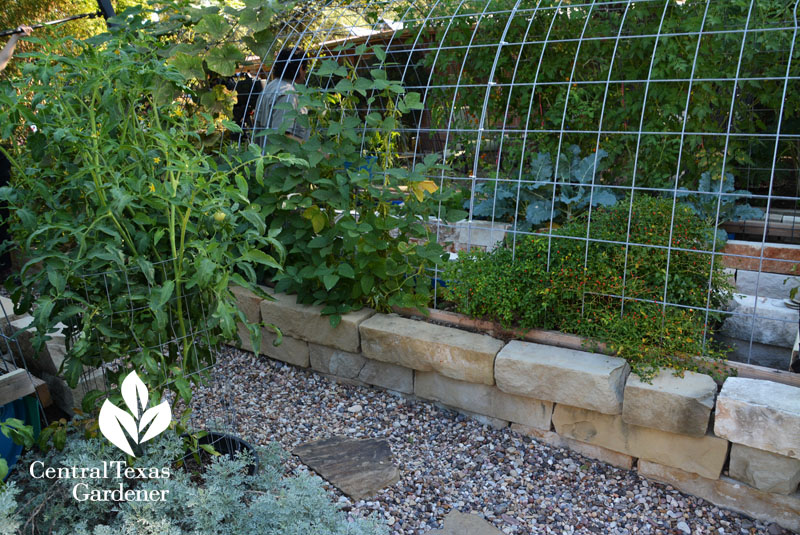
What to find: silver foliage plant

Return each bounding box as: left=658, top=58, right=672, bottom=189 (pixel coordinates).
left=2, top=433, right=387, bottom=535
left=0, top=482, right=21, bottom=534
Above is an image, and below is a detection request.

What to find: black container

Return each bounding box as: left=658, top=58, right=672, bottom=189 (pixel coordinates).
left=185, top=432, right=260, bottom=476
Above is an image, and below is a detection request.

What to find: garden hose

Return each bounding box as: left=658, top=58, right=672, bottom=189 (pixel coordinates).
left=0, top=0, right=116, bottom=38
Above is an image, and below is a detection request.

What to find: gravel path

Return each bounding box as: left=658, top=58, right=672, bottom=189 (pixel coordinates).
left=192, top=347, right=789, bottom=535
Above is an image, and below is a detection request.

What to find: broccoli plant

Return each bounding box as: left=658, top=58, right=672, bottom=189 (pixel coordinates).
left=678, top=171, right=763, bottom=223
left=470, top=145, right=617, bottom=229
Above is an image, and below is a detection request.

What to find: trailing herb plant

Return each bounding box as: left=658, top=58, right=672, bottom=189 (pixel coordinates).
left=444, top=195, right=733, bottom=380
left=0, top=28, right=287, bottom=416
left=251, top=45, right=464, bottom=322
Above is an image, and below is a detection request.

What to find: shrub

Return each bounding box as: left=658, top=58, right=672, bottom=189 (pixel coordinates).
left=4, top=432, right=387, bottom=535
left=444, top=195, right=733, bottom=380
left=0, top=27, right=285, bottom=412
left=252, top=48, right=465, bottom=322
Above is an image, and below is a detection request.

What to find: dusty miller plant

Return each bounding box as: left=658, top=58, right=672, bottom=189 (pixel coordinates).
left=7, top=432, right=387, bottom=535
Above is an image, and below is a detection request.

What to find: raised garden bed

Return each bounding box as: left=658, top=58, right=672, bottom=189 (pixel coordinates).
left=231, top=285, right=800, bottom=532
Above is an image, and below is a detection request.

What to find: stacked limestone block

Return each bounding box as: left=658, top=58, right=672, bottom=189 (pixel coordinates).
left=235, top=285, right=418, bottom=394
left=715, top=378, right=800, bottom=495
left=233, top=286, right=800, bottom=532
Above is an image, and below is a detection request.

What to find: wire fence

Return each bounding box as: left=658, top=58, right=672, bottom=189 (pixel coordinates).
left=65, top=259, right=241, bottom=434
left=1, top=297, right=49, bottom=446
left=234, top=0, right=800, bottom=371
left=0, top=258, right=239, bottom=440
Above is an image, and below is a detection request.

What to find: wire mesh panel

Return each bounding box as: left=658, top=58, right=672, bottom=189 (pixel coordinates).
left=54, top=260, right=241, bottom=435
left=236, top=0, right=800, bottom=371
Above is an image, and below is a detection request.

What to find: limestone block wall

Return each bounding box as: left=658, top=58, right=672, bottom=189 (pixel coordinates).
left=233, top=286, right=800, bottom=532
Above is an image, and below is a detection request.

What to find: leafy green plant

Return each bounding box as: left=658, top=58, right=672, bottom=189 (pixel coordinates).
left=6, top=431, right=387, bottom=535
left=471, top=146, right=616, bottom=228
left=677, top=171, right=763, bottom=241
left=40, top=0, right=288, bottom=150
left=252, top=45, right=464, bottom=321
left=0, top=417, right=34, bottom=482
left=444, top=195, right=733, bottom=380
left=0, top=28, right=285, bottom=416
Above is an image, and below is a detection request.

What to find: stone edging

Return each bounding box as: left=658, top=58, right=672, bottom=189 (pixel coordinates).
left=232, top=285, right=800, bottom=532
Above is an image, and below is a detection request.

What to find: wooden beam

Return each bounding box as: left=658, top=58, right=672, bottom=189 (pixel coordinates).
left=0, top=361, right=52, bottom=408
left=0, top=369, right=35, bottom=406
left=727, top=360, right=800, bottom=388
left=721, top=220, right=800, bottom=241
left=720, top=240, right=800, bottom=274
left=395, top=306, right=609, bottom=352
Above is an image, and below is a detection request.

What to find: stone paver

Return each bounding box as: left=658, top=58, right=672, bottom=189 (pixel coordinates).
left=293, top=437, right=400, bottom=500
left=421, top=511, right=503, bottom=535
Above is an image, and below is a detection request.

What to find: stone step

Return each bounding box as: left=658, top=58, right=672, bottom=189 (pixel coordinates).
left=721, top=294, right=797, bottom=348
left=292, top=437, right=400, bottom=501
left=421, top=511, right=502, bottom=535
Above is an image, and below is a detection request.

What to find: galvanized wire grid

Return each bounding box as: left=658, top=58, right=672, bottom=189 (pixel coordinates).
left=238, top=0, right=800, bottom=369
left=65, top=260, right=239, bottom=433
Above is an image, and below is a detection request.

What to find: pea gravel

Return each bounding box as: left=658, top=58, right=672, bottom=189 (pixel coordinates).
left=191, top=347, right=791, bottom=535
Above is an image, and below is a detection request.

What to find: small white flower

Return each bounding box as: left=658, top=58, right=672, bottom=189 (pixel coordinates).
left=29, top=124, right=37, bottom=133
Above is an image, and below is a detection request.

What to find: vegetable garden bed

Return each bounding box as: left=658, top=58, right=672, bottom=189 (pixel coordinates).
left=230, top=285, right=800, bottom=532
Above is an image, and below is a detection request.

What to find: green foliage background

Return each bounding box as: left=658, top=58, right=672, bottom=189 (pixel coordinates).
left=0, top=5, right=288, bottom=416
left=401, top=0, right=799, bottom=208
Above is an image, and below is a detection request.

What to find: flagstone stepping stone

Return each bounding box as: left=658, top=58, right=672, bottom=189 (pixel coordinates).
left=292, top=436, right=400, bottom=500
left=422, top=511, right=503, bottom=535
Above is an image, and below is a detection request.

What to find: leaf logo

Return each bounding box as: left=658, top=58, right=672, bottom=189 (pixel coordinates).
left=98, top=371, right=172, bottom=457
